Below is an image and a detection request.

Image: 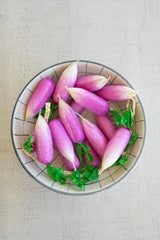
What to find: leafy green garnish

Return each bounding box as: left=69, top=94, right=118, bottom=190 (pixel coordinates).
left=47, top=143, right=99, bottom=190
left=34, top=103, right=57, bottom=120
left=76, top=143, right=84, bottom=167
left=47, top=165, right=67, bottom=185
left=77, top=143, right=94, bottom=167
left=109, top=104, right=134, bottom=129
left=110, top=154, right=129, bottom=167
left=23, top=134, right=34, bottom=152
left=51, top=73, right=55, bottom=79
left=125, top=132, right=138, bottom=151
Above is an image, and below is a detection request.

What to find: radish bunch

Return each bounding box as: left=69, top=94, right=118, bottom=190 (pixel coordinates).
left=23, top=61, right=137, bottom=189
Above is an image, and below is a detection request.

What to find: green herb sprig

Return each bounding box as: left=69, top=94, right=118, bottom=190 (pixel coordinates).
left=47, top=143, right=99, bottom=190
left=125, top=132, right=138, bottom=151
left=109, top=104, right=133, bottom=129
left=23, top=134, right=34, bottom=152
left=110, top=154, right=129, bottom=167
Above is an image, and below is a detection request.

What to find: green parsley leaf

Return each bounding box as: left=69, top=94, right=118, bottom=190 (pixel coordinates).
left=47, top=143, right=99, bottom=191
left=76, top=144, right=84, bottom=167
left=109, top=110, right=121, bottom=125
left=34, top=103, right=57, bottom=120
left=78, top=143, right=95, bottom=167
left=23, top=134, right=34, bottom=152
left=123, top=105, right=134, bottom=129
left=110, top=154, right=129, bottom=167
left=125, top=132, right=138, bottom=151
left=71, top=169, right=82, bottom=184
left=83, top=166, right=99, bottom=182
left=28, top=134, right=34, bottom=143
left=109, top=104, right=134, bottom=129
left=47, top=164, right=67, bottom=185
left=76, top=143, right=99, bottom=184
left=51, top=73, right=55, bottom=79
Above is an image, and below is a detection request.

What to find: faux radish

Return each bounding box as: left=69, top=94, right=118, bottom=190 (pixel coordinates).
left=53, top=62, right=78, bottom=103
left=49, top=119, right=76, bottom=170
left=67, top=87, right=110, bottom=115
left=99, top=127, right=131, bottom=175
left=97, top=85, right=136, bottom=101
left=25, top=77, right=55, bottom=121
left=95, top=115, right=117, bottom=140
left=35, top=115, right=54, bottom=165
left=75, top=75, right=109, bottom=92
left=78, top=115, right=108, bottom=156
left=59, top=96, right=84, bottom=143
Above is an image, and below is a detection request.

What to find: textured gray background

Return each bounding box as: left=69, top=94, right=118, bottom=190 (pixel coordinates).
left=0, top=0, right=159, bottom=239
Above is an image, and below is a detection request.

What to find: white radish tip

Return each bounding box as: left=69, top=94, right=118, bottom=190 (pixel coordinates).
left=37, top=114, right=43, bottom=120
left=98, top=168, right=103, bottom=176
left=73, top=162, right=76, bottom=171
left=57, top=94, right=61, bottom=100
left=36, top=114, right=44, bottom=127
left=39, top=109, right=42, bottom=117
left=75, top=112, right=84, bottom=120
left=65, top=85, right=69, bottom=91
left=65, top=86, right=73, bottom=95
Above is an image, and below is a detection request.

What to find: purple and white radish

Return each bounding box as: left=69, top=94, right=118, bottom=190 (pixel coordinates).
left=35, top=115, right=54, bottom=165
left=83, top=139, right=101, bottom=167
left=25, top=77, right=55, bottom=121
left=97, top=85, right=136, bottom=101
left=75, top=75, right=109, bottom=92
left=99, top=127, right=131, bottom=175
left=78, top=115, right=108, bottom=156
left=61, top=153, right=80, bottom=171
left=59, top=96, right=84, bottom=143
left=49, top=119, right=76, bottom=170
left=95, top=115, right=117, bottom=140
left=70, top=100, right=85, bottom=114
left=67, top=87, right=110, bottom=115
left=53, top=61, right=78, bottom=103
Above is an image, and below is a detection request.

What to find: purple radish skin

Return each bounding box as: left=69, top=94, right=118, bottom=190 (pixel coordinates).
left=97, top=85, right=136, bottom=101
left=25, top=77, right=55, bottom=120
left=67, top=87, right=110, bottom=115
left=78, top=114, right=108, bottom=156
left=70, top=100, right=85, bottom=114
left=59, top=96, right=84, bottom=143
left=53, top=62, right=78, bottom=103
left=83, top=139, right=101, bottom=167
left=35, top=115, right=54, bottom=165
left=99, top=127, right=131, bottom=175
left=49, top=119, right=76, bottom=170
left=61, top=153, right=80, bottom=171
left=95, top=115, right=117, bottom=140
left=75, top=75, right=109, bottom=92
